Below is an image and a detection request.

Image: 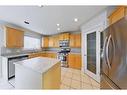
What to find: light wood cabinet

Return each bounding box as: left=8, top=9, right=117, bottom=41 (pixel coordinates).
left=68, top=53, right=82, bottom=70
left=75, top=54, right=82, bottom=69
left=28, top=52, right=46, bottom=59
left=59, top=33, right=69, bottom=40
left=70, top=33, right=81, bottom=48
left=75, top=33, right=81, bottom=48
left=45, top=53, right=57, bottom=58
left=42, top=32, right=82, bottom=48
left=108, top=6, right=127, bottom=25
left=63, top=33, right=69, bottom=40
left=68, top=53, right=75, bottom=68
left=53, top=35, right=59, bottom=47
left=48, top=37, right=54, bottom=47
left=43, top=63, right=61, bottom=89
left=43, top=37, right=49, bottom=48
left=70, top=34, right=75, bottom=47
left=59, top=34, right=64, bottom=41
left=5, top=26, right=24, bottom=48
left=29, top=52, right=57, bottom=59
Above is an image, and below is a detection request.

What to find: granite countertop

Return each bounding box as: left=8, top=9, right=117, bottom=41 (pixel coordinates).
left=1, top=53, right=29, bottom=58
left=14, top=57, right=60, bottom=74
left=1, top=50, right=81, bottom=58
left=1, top=51, right=46, bottom=58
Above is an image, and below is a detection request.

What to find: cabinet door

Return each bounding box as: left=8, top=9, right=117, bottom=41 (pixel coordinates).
left=53, top=53, right=57, bottom=58
left=15, top=30, right=24, bottom=47
left=6, top=27, right=16, bottom=48
left=29, top=53, right=46, bottom=59
left=68, top=54, right=82, bottom=69
left=46, top=53, right=56, bottom=58
left=63, top=33, right=69, bottom=40
left=6, top=27, right=24, bottom=48
left=109, top=6, right=126, bottom=25
left=68, top=54, right=75, bottom=68
left=56, top=35, right=60, bottom=47
left=75, top=33, right=81, bottom=48
left=49, top=37, right=53, bottom=47
left=53, top=36, right=59, bottom=48
left=59, top=34, right=63, bottom=41
left=75, top=54, right=82, bottom=70
left=43, top=37, right=49, bottom=47
left=69, top=34, right=75, bottom=47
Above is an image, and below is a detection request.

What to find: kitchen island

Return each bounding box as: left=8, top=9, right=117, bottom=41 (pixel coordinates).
left=14, top=57, right=61, bottom=89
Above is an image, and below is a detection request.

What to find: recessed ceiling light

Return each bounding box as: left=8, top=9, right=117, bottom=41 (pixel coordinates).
left=74, top=18, right=78, bottom=22
left=57, top=24, right=60, bottom=26
left=24, top=20, right=29, bottom=24
left=57, top=28, right=60, bottom=31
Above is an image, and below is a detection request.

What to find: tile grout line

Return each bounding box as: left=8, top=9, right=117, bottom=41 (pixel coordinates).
left=61, top=67, right=100, bottom=89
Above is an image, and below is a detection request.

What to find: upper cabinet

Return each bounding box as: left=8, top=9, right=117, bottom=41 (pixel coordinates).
left=43, top=37, right=49, bottom=48
left=53, top=35, right=59, bottom=47
left=59, top=33, right=70, bottom=40
left=108, top=6, right=127, bottom=25
left=5, top=26, right=24, bottom=48
left=48, top=37, right=54, bottom=47
left=42, top=32, right=81, bottom=48
left=70, top=33, right=81, bottom=48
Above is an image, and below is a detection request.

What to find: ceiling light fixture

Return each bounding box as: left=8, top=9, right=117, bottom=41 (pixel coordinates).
left=57, top=24, right=60, bottom=26
left=74, top=18, right=78, bottom=22
left=57, top=28, right=60, bottom=31
left=24, top=20, right=29, bottom=24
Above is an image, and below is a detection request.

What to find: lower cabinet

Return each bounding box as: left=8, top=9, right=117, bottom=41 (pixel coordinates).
left=28, top=53, right=46, bottom=59
left=29, top=52, right=57, bottom=59
left=68, top=53, right=82, bottom=70
left=45, top=53, right=57, bottom=58
left=43, top=63, right=61, bottom=89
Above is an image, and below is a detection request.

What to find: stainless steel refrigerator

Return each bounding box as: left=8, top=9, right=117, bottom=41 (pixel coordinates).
left=101, top=16, right=127, bottom=89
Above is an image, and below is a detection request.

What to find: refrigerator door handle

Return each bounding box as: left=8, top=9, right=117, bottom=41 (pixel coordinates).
left=102, top=36, right=108, bottom=59
left=101, top=37, right=108, bottom=64
left=106, top=35, right=112, bottom=69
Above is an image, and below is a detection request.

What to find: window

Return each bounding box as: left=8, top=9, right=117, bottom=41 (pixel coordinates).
left=24, top=36, right=41, bottom=49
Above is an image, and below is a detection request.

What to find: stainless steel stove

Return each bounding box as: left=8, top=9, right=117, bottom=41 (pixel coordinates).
left=57, top=48, right=70, bottom=67
left=58, top=40, right=70, bottom=67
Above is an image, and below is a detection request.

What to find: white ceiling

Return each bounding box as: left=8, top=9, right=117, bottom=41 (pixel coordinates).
left=0, top=6, right=107, bottom=35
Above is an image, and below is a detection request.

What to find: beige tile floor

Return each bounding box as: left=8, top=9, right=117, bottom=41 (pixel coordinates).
left=60, top=67, right=100, bottom=89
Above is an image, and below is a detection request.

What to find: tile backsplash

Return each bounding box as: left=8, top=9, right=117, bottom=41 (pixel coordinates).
left=1, top=47, right=81, bottom=56
left=1, top=47, right=43, bottom=56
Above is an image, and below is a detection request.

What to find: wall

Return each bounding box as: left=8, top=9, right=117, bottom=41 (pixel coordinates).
left=81, top=11, right=108, bottom=32
left=0, top=26, right=4, bottom=77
